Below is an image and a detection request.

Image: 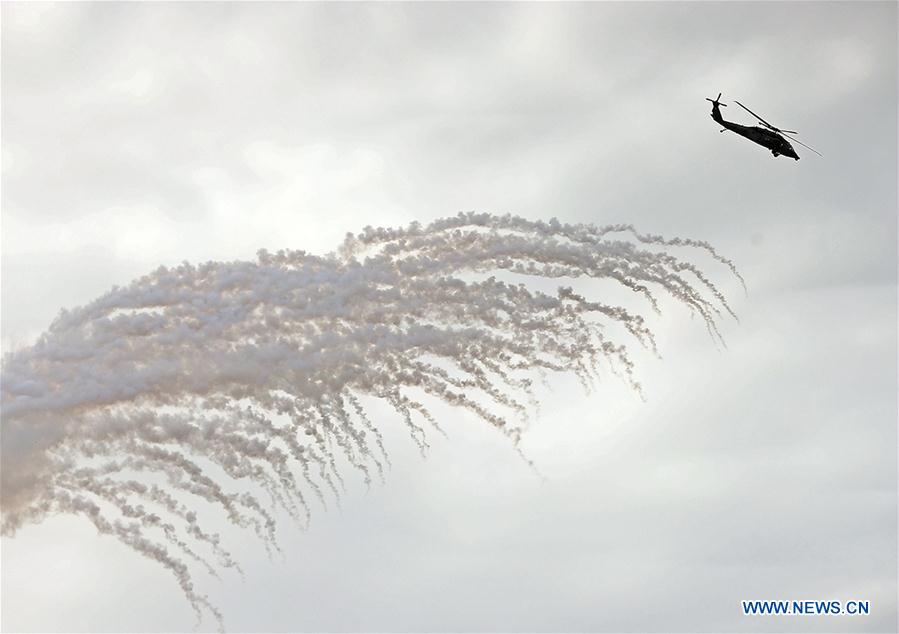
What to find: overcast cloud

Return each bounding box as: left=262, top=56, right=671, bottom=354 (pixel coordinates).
left=1, top=2, right=896, bottom=632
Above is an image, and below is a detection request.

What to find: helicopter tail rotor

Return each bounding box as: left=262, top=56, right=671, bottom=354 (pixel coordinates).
left=705, top=92, right=727, bottom=108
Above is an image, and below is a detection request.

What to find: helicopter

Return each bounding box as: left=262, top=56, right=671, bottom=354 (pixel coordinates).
left=706, top=93, right=821, bottom=160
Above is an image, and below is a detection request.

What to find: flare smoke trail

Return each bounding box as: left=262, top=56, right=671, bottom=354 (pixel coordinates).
left=1, top=213, right=741, bottom=629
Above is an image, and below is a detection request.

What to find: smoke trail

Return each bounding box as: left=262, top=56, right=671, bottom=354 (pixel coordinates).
left=1, top=213, right=741, bottom=629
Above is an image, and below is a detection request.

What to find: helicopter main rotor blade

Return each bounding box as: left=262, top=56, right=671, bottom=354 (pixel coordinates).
left=734, top=100, right=794, bottom=133
left=781, top=131, right=823, bottom=157
left=734, top=99, right=821, bottom=156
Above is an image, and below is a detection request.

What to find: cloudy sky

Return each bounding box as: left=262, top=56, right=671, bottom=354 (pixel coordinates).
left=1, top=2, right=896, bottom=632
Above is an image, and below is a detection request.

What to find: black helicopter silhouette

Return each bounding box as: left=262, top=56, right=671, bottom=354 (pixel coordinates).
left=706, top=93, right=821, bottom=160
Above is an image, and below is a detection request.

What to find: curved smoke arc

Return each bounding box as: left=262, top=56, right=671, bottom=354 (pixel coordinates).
left=1, top=213, right=742, bottom=629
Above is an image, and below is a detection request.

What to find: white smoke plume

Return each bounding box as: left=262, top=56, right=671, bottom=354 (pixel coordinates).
left=1, top=213, right=742, bottom=629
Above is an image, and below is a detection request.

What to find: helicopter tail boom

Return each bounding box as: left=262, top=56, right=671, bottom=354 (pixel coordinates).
left=706, top=92, right=726, bottom=124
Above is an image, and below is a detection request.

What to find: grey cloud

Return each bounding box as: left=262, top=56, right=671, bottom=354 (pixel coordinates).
left=1, top=2, right=895, bottom=632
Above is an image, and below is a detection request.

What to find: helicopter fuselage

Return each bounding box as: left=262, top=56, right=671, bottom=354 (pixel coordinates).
left=711, top=104, right=799, bottom=160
